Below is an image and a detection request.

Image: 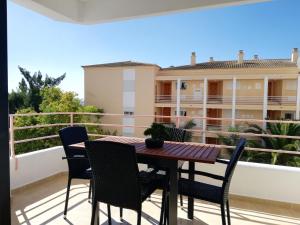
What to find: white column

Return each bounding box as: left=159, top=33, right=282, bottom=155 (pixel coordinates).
left=263, top=76, right=269, bottom=128
left=176, top=78, right=181, bottom=127
left=231, top=77, right=237, bottom=127
left=296, top=76, right=300, bottom=120
left=202, top=78, right=208, bottom=143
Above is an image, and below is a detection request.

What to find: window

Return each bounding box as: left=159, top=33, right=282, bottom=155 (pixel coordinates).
left=124, top=111, right=134, bottom=116
left=176, top=81, right=188, bottom=90
left=255, top=83, right=261, bottom=89
left=174, top=110, right=187, bottom=116
left=284, top=112, right=294, bottom=120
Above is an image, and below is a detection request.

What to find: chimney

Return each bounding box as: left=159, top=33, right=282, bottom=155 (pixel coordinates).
left=191, top=52, right=196, bottom=65
left=209, top=57, right=214, bottom=62
left=238, top=50, right=244, bottom=63
left=291, top=48, right=298, bottom=63
left=253, top=54, right=259, bottom=60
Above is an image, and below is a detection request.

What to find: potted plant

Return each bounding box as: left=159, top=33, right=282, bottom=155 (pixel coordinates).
left=144, top=123, right=167, bottom=148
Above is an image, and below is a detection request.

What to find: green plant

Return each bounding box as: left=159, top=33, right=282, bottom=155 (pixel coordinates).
left=144, top=123, right=167, bottom=140
left=245, top=122, right=300, bottom=166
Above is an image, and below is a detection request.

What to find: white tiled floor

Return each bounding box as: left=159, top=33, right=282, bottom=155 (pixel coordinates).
left=11, top=174, right=300, bottom=225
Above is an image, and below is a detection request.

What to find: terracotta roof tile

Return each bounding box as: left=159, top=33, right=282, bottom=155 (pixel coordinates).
left=82, top=61, right=160, bottom=68
left=162, top=59, right=297, bottom=70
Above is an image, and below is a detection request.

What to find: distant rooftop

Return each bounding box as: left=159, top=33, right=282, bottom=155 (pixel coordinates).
left=82, top=61, right=160, bottom=68
left=162, top=59, right=298, bottom=70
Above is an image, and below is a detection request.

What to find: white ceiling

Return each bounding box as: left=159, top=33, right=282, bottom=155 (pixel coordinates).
left=12, top=0, right=269, bottom=24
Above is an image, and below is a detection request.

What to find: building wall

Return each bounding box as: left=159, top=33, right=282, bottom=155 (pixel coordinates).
left=84, top=66, right=158, bottom=137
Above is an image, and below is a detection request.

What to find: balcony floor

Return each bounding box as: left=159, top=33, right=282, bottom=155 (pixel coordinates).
left=11, top=173, right=300, bottom=225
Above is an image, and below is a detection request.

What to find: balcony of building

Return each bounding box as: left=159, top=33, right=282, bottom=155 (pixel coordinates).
left=7, top=112, right=300, bottom=225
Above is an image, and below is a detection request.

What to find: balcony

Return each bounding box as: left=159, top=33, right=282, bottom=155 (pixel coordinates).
left=155, top=95, right=297, bottom=106
left=8, top=112, right=300, bottom=225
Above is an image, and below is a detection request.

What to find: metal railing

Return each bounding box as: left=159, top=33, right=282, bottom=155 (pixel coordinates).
left=9, top=112, right=300, bottom=158
left=155, top=95, right=297, bottom=105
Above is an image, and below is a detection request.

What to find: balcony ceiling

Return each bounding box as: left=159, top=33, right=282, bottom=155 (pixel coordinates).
left=12, top=0, right=268, bottom=24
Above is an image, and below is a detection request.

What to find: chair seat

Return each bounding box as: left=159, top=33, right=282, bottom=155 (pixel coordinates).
left=139, top=171, right=168, bottom=201
left=179, top=178, right=222, bottom=204
left=73, top=168, right=92, bottom=179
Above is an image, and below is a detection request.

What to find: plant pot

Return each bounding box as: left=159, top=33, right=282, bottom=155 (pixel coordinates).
left=145, top=138, right=164, bottom=149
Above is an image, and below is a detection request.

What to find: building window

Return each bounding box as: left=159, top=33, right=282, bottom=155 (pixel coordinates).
left=284, top=112, right=294, bottom=120
left=124, top=111, right=134, bottom=116
left=174, top=110, right=187, bottom=116
left=176, top=81, right=188, bottom=90
left=255, top=83, right=261, bottom=89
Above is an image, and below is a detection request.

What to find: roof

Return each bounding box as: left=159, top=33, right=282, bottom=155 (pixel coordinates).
left=162, top=59, right=298, bottom=70
left=82, top=61, right=160, bottom=68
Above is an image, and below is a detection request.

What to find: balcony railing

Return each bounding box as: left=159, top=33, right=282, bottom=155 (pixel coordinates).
left=9, top=112, right=300, bottom=169
left=155, top=95, right=297, bottom=105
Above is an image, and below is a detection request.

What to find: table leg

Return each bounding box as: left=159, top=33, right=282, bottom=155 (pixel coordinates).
left=188, top=162, right=195, bottom=220
left=168, top=160, right=178, bottom=225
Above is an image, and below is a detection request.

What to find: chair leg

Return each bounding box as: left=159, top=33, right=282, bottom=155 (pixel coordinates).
left=88, top=179, right=92, bottom=200
left=179, top=171, right=183, bottom=207
left=137, top=209, right=142, bottom=225
left=91, top=200, right=98, bottom=225
left=220, top=203, right=227, bottom=225
left=159, top=190, right=166, bottom=225
left=107, top=204, right=112, bottom=225
left=226, top=201, right=231, bottom=225
left=120, top=207, right=123, bottom=220
left=164, top=195, right=169, bottom=225
left=63, top=177, right=72, bottom=218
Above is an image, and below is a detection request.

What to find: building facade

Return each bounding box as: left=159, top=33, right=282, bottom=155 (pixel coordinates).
left=83, top=48, right=299, bottom=142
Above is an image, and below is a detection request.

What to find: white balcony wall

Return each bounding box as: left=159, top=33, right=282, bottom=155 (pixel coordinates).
left=181, top=161, right=300, bottom=205
left=10, top=146, right=67, bottom=190
left=10, top=147, right=300, bottom=205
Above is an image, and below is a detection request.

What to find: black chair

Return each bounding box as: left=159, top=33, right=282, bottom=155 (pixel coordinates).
left=59, top=126, right=92, bottom=218
left=85, top=140, right=168, bottom=225
left=178, top=138, right=246, bottom=225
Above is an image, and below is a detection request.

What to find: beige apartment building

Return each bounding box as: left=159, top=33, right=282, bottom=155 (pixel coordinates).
left=83, top=48, right=299, bottom=143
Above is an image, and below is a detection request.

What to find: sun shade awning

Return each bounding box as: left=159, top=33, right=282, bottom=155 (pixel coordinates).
left=12, top=0, right=269, bottom=24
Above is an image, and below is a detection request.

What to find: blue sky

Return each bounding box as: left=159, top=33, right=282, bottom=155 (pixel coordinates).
left=8, top=0, right=300, bottom=98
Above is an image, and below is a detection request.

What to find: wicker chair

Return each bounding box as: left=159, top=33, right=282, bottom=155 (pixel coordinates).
left=85, top=140, right=168, bottom=225
left=178, top=138, right=246, bottom=225
left=59, top=126, right=92, bottom=218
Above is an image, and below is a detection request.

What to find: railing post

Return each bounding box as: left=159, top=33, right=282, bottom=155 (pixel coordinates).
left=296, top=76, right=300, bottom=120
left=263, top=77, right=269, bottom=129
left=231, top=77, right=237, bottom=127
left=176, top=78, right=181, bottom=128
left=202, top=78, right=208, bottom=143
left=70, top=113, right=74, bottom=126
left=9, top=115, right=17, bottom=170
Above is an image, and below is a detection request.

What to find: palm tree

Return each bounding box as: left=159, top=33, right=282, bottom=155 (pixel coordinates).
left=245, top=122, right=300, bottom=166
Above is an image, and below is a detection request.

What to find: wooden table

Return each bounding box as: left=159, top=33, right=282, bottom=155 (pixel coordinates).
left=70, top=136, right=220, bottom=225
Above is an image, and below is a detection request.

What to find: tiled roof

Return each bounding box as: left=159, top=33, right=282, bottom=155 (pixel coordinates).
left=82, top=61, right=160, bottom=68
left=162, top=59, right=297, bottom=70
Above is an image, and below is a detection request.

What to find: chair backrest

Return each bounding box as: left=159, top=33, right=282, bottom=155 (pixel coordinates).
left=222, top=138, right=246, bottom=201
left=59, top=126, right=90, bottom=177
left=85, top=141, right=141, bottom=210
left=165, top=127, right=186, bottom=142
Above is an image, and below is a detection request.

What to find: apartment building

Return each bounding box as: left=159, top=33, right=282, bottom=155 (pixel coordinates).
left=83, top=48, right=299, bottom=141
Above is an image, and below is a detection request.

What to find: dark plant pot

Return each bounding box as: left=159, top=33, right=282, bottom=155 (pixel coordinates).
left=145, top=138, right=164, bottom=149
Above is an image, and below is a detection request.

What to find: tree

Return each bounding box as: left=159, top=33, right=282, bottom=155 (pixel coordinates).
left=13, top=87, right=114, bottom=154
left=9, top=67, right=66, bottom=113
left=245, top=122, right=300, bottom=166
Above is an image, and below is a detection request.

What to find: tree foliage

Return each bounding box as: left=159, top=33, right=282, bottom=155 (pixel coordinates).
left=9, top=67, right=66, bottom=113
left=218, top=123, right=300, bottom=167
left=10, top=68, right=116, bottom=154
